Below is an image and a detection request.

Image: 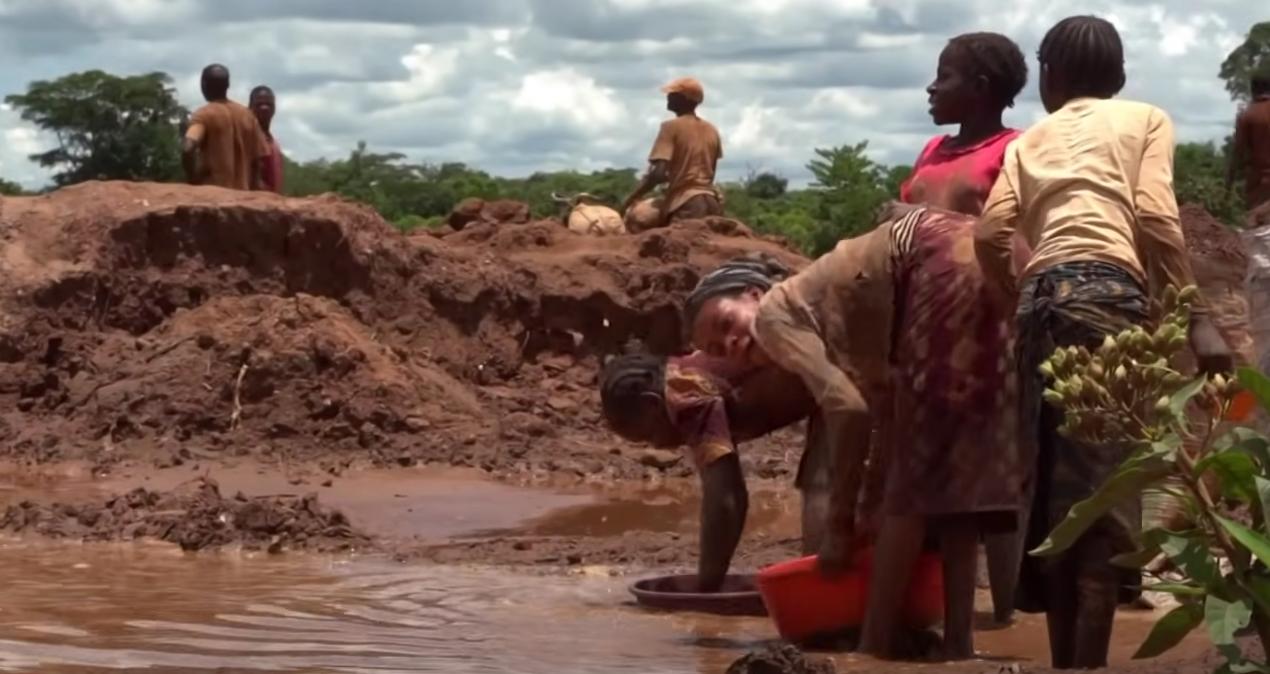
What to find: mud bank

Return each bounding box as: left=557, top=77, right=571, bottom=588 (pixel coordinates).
left=0, top=476, right=370, bottom=553
left=0, top=182, right=805, bottom=484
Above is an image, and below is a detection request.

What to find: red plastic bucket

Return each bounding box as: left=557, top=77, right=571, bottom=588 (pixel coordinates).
left=755, top=548, right=944, bottom=643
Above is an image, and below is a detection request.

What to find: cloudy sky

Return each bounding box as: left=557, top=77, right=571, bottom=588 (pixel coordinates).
left=0, top=0, right=1262, bottom=189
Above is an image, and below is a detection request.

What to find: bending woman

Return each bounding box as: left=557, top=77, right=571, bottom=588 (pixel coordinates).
left=599, top=347, right=822, bottom=592
left=685, top=203, right=1026, bottom=659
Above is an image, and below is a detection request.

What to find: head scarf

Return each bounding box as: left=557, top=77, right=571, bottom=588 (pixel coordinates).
left=683, top=254, right=791, bottom=326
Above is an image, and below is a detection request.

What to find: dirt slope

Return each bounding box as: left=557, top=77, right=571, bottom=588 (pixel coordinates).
left=0, top=182, right=807, bottom=481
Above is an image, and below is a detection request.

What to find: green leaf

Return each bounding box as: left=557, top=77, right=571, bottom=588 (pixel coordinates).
left=1032, top=449, right=1173, bottom=558
left=1143, top=582, right=1207, bottom=596
left=1219, top=516, right=1270, bottom=566
left=1159, top=532, right=1222, bottom=589
left=1257, top=477, right=1270, bottom=531
left=1238, top=367, right=1270, bottom=414
left=1226, top=427, right=1270, bottom=469
left=1133, top=604, right=1204, bottom=659
left=1242, top=575, right=1270, bottom=616
left=1205, top=594, right=1252, bottom=662
left=1196, top=452, right=1259, bottom=505
left=1171, top=375, right=1209, bottom=416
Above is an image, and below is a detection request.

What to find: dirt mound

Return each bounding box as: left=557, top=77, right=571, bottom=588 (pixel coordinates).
left=1250, top=201, right=1270, bottom=229
left=0, top=182, right=807, bottom=481
left=0, top=477, right=369, bottom=553
left=447, top=197, right=533, bottom=231
left=1181, top=204, right=1246, bottom=267
left=1178, top=204, right=1253, bottom=364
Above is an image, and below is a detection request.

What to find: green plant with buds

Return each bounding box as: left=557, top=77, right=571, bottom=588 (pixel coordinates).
left=1033, top=285, right=1270, bottom=673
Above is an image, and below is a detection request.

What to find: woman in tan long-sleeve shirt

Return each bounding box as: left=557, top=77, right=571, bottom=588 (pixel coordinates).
left=973, top=16, right=1232, bottom=670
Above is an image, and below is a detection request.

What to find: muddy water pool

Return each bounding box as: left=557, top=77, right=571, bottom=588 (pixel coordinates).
left=0, top=540, right=1213, bottom=674
left=0, top=462, right=1215, bottom=673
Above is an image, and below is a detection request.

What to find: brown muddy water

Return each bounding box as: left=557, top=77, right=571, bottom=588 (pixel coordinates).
left=0, top=543, right=1214, bottom=674
left=0, top=463, right=1216, bottom=673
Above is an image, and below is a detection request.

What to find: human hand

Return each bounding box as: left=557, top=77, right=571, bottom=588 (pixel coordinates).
left=1189, top=316, right=1234, bottom=376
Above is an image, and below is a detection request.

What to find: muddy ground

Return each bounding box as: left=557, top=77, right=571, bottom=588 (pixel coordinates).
left=0, top=184, right=1253, bottom=565
left=0, top=184, right=1252, bottom=674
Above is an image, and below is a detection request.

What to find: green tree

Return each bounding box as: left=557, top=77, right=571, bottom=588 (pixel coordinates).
left=5, top=70, right=188, bottom=185
left=0, top=178, right=24, bottom=196
left=1220, top=22, right=1270, bottom=102
left=1174, top=141, right=1245, bottom=226
left=744, top=172, right=788, bottom=200
left=806, top=142, right=892, bottom=255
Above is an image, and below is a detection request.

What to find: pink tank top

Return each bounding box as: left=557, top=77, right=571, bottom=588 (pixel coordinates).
left=900, top=129, right=1019, bottom=216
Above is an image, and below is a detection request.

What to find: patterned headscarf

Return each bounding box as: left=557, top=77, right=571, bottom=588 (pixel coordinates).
left=683, top=254, right=791, bottom=326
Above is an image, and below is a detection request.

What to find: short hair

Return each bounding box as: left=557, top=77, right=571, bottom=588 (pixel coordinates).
left=946, top=32, right=1029, bottom=108
left=250, top=85, right=274, bottom=101
left=599, top=354, right=665, bottom=436
left=1037, top=15, right=1126, bottom=99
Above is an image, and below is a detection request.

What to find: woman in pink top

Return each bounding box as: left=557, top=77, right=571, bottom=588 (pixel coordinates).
left=902, top=32, right=1028, bottom=216
left=867, top=32, right=1030, bottom=649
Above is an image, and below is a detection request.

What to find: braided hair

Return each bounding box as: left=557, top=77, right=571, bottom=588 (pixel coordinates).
left=946, top=32, right=1028, bottom=109
left=1038, top=15, right=1126, bottom=100
left=599, top=353, right=666, bottom=437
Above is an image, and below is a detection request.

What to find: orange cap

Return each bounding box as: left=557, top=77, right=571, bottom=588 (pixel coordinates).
left=661, top=77, right=705, bottom=104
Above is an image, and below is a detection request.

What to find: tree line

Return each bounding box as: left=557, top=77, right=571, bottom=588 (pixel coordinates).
left=2, top=22, right=1266, bottom=257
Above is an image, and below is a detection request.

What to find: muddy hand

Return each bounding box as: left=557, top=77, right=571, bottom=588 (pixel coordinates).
left=1189, top=316, right=1234, bottom=375
left=816, top=529, right=854, bottom=578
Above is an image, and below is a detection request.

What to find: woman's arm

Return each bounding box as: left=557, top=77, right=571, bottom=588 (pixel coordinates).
left=752, top=291, right=872, bottom=572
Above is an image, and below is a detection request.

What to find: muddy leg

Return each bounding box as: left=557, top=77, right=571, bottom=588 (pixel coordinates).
left=984, top=510, right=1025, bottom=624
left=698, top=454, right=748, bottom=593
left=799, top=487, right=831, bottom=556
left=860, top=515, right=925, bottom=658
left=1071, top=530, right=1117, bottom=669
left=1044, top=549, right=1079, bottom=669
left=940, top=519, right=980, bottom=660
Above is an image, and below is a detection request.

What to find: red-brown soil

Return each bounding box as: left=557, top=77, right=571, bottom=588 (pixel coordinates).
left=0, top=182, right=806, bottom=484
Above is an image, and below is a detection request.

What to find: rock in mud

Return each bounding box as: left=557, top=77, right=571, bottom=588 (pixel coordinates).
left=636, top=449, right=682, bottom=470
left=726, top=645, right=835, bottom=674
left=0, top=478, right=370, bottom=553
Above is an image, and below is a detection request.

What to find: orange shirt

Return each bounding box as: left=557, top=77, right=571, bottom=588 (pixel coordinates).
left=185, top=100, right=269, bottom=190
left=649, top=114, right=722, bottom=214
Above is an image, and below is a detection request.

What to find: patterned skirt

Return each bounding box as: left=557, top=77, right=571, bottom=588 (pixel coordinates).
left=1014, top=261, right=1149, bottom=612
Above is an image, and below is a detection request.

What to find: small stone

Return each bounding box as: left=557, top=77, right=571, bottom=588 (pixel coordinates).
left=566, top=554, right=583, bottom=565
left=513, top=541, right=531, bottom=551
left=637, top=449, right=682, bottom=470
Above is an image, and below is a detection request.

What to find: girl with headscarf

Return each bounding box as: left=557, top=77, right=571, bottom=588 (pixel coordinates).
left=686, top=202, right=1027, bottom=660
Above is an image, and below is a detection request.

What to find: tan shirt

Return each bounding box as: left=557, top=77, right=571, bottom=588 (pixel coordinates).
left=752, top=212, right=908, bottom=535
left=975, top=98, right=1201, bottom=310
left=185, top=100, right=269, bottom=190
left=649, top=114, right=722, bottom=214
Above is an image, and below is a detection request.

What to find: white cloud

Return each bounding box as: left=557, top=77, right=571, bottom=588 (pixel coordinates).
left=0, top=0, right=1260, bottom=190
left=511, top=69, right=624, bottom=129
